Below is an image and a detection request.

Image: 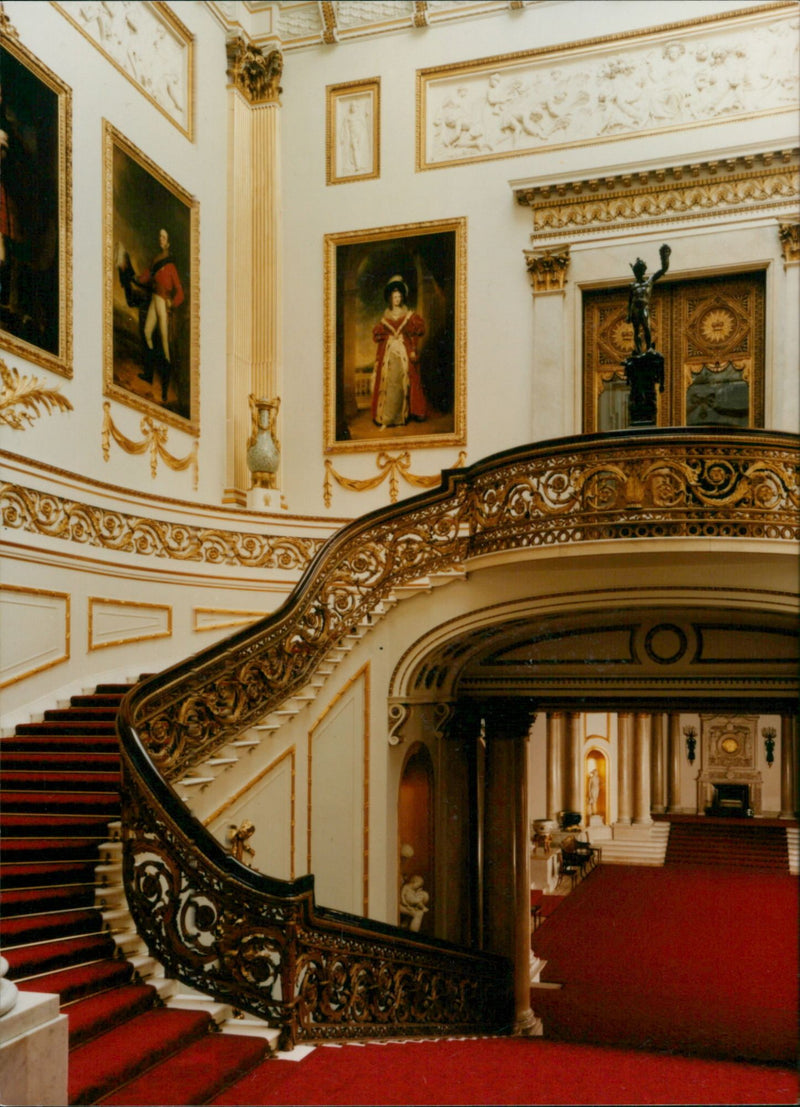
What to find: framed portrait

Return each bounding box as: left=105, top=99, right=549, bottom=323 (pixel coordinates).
left=0, top=34, right=72, bottom=377
left=103, top=122, right=199, bottom=435
left=326, top=78, right=380, bottom=185
left=324, top=218, right=466, bottom=454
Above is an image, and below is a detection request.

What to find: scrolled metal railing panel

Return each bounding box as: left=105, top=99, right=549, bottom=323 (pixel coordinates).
left=117, top=429, right=798, bottom=1044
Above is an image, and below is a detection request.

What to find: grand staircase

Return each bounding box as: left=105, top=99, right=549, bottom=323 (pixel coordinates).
left=663, top=817, right=791, bottom=872
left=1, top=683, right=274, bottom=1105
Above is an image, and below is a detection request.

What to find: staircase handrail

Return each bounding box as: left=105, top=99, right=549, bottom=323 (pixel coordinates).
left=117, top=427, right=799, bottom=1045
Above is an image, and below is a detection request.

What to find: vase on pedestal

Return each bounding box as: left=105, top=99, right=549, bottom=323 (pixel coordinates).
left=247, top=396, right=280, bottom=487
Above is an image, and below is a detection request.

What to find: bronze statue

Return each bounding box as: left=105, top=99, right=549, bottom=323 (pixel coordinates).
left=627, top=244, right=671, bottom=354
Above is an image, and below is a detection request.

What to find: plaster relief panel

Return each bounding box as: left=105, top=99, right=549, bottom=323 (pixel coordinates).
left=0, top=585, right=70, bottom=688
left=418, top=5, right=798, bottom=168
left=54, top=1, right=194, bottom=138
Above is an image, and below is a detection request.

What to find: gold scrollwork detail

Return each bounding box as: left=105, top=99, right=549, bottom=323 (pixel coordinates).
left=1, top=482, right=322, bottom=570
left=779, top=222, right=800, bottom=264
left=524, top=248, right=570, bottom=293
left=324, top=451, right=468, bottom=507
left=102, top=402, right=199, bottom=489
left=0, top=359, right=73, bottom=429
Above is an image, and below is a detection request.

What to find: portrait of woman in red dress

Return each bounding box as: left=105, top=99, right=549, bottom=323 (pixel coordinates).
left=371, top=275, right=426, bottom=429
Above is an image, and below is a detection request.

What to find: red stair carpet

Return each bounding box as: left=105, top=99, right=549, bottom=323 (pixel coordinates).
left=663, top=813, right=790, bottom=871
left=1, top=683, right=270, bottom=1105
left=531, top=862, right=798, bottom=1064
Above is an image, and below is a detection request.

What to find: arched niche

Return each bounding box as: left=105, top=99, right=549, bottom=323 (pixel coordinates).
left=397, top=742, right=434, bottom=934
left=584, top=739, right=610, bottom=827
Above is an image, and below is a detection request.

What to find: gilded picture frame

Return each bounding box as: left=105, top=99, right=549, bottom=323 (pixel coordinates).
left=324, top=218, right=466, bottom=454
left=53, top=1, right=194, bottom=140
left=103, top=121, right=199, bottom=436
left=0, top=32, right=72, bottom=377
left=326, top=78, right=380, bottom=185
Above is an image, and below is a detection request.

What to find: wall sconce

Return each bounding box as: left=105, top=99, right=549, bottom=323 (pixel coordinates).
left=683, top=725, right=697, bottom=764
left=762, top=727, right=776, bottom=768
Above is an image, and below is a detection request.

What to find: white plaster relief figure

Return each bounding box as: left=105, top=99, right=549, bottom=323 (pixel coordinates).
left=338, top=99, right=371, bottom=176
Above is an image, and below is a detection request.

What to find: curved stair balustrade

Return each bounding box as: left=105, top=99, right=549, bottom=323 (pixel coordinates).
left=117, top=427, right=799, bottom=1046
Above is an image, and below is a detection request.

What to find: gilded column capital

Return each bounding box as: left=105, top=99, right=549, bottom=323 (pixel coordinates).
left=524, top=247, right=570, bottom=294
left=779, top=223, right=800, bottom=264
left=226, top=34, right=283, bottom=104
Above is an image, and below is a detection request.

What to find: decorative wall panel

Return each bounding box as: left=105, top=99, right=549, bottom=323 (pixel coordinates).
left=88, top=596, right=171, bottom=651
left=0, top=585, right=70, bottom=688
left=308, top=666, right=370, bottom=915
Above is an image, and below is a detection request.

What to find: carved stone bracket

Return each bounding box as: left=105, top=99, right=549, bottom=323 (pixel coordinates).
left=324, top=450, right=467, bottom=507
left=388, top=702, right=410, bottom=746
left=101, top=402, right=198, bottom=489
left=779, top=222, right=800, bottom=264
left=226, top=35, right=283, bottom=104
left=524, top=247, right=570, bottom=294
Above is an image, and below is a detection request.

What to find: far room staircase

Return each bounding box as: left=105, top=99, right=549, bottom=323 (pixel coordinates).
left=663, top=817, right=791, bottom=873
left=1, top=683, right=274, bottom=1105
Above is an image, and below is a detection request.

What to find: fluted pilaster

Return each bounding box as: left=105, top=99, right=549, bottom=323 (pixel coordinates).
left=616, top=712, right=633, bottom=826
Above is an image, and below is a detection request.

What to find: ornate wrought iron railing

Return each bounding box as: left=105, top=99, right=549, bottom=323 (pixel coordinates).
left=118, top=428, right=798, bottom=1044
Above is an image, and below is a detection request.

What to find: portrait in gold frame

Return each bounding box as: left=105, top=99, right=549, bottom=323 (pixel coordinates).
left=324, top=218, right=466, bottom=454
left=0, top=31, right=72, bottom=377
left=103, top=121, right=199, bottom=436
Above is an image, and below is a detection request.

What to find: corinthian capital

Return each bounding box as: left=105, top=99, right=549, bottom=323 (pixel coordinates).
left=226, top=35, right=283, bottom=104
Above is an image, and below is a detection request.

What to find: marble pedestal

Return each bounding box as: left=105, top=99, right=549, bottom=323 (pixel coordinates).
left=0, top=992, right=68, bottom=1107
left=529, top=852, right=560, bottom=892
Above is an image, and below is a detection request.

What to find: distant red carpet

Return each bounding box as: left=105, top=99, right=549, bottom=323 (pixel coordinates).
left=532, top=864, right=798, bottom=1063
left=211, top=1036, right=798, bottom=1106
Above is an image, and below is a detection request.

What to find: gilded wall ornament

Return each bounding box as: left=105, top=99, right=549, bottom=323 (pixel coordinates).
left=226, top=35, right=283, bottom=104
left=102, top=402, right=199, bottom=487
left=0, top=360, right=73, bottom=429
left=779, top=222, right=800, bottom=263
left=323, top=450, right=467, bottom=507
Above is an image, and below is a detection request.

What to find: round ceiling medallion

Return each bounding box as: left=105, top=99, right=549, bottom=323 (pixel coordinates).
left=644, top=623, right=688, bottom=665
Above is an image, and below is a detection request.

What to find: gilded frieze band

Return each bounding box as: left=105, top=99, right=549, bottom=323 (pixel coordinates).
left=514, top=150, right=800, bottom=239
left=1, top=482, right=323, bottom=570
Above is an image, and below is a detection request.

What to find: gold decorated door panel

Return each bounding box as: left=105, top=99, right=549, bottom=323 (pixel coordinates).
left=583, top=271, right=765, bottom=432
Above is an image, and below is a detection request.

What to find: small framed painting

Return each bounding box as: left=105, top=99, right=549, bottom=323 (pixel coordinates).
left=0, top=33, right=72, bottom=376
left=103, top=121, right=199, bottom=434
left=326, top=78, right=380, bottom=185
left=324, top=217, right=466, bottom=453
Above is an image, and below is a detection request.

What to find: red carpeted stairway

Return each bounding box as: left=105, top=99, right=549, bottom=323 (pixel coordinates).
left=663, top=816, right=790, bottom=871
left=1, top=683, right=272, bottom=1105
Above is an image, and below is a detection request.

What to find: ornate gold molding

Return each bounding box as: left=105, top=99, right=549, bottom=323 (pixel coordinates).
left=516, top=150, right=799, bottom=238
left=226, top=34, right=283, bottom=103
left=524, top=248, right=570, bottom=293
left=324, top=451, right=467, bottom=507
left=779, top=222, right=800, bottom=264
left=1, top=481, right=322, bottom=570
left=101, top=402, right=199, bottom=488
left=0, top=359, right=73, bottom=429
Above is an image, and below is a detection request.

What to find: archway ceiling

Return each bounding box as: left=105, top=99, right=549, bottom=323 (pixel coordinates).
left=405, top=606, right=798, bottom=707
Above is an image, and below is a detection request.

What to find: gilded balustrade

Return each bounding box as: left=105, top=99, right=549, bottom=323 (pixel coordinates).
left=118, top=428, right=798, bottom=1044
